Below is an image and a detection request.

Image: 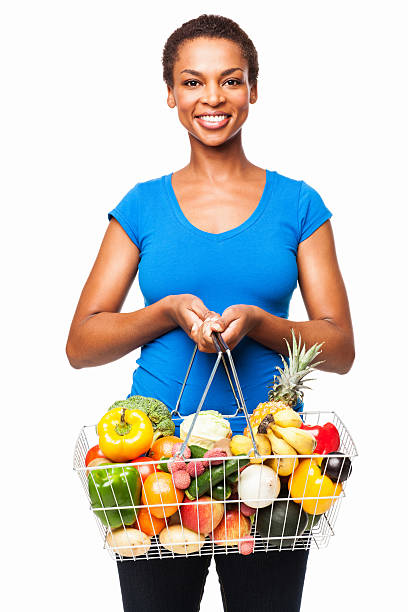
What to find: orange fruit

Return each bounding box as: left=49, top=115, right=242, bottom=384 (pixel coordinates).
left=148, top=436, right=182, bottom=461
left=141, top=472, right=184, bottom=518
left=134, top=507, right=166, bottom=536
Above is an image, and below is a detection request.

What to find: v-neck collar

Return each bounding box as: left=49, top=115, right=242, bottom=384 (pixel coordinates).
left=163, top=169, right=275, bottom=242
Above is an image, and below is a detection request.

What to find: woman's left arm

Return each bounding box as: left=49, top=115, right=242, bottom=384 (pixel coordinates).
left=211, top=221, right=355, bottom=374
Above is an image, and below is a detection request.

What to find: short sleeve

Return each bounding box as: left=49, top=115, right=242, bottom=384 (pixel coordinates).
left=297, top=181, right=332, bottom=243
left=108, top=184, right=141, bottom=250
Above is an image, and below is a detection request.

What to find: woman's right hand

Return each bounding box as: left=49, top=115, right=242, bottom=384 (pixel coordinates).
left=167, top=294, right=225, bottom=352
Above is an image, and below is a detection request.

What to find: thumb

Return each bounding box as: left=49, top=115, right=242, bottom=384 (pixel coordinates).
left=220, top=306, right=238, bottom=326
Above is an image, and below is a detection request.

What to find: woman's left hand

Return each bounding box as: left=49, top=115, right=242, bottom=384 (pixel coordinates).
left=192, top=305, right=259, bottom=352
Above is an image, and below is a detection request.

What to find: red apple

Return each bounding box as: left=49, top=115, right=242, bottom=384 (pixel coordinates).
left=212, top=508, right=251, bottom=547
left=180, top=496, right=224, bottom=535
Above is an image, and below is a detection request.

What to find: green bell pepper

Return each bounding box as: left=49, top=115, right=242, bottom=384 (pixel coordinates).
left=88, top=465, right=141, bottom=529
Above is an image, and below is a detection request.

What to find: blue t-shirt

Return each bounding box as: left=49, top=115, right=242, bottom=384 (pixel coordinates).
left=108, top=169, right=332, bottom=430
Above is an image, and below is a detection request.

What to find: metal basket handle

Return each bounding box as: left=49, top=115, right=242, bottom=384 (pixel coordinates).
left=175, top=332, right=260, bottom=459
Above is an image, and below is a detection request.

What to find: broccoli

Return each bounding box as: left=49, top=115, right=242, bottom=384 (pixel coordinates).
left=109, top=395, right=175, bottom=441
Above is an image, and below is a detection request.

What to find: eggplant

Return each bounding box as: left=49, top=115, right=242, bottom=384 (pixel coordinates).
left=320, top=452, right=352, bottom=483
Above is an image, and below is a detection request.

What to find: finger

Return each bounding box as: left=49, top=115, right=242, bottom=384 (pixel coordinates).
left=191, top=321, right=199, bottom=335
left=190, top=296, right=222, bottom=323
left=203, top=311, right=223, bottom=326
left=200, top=321, right=223, bottom=351
left=204, top=314, right=226, bottom=330
left=190, top=321, right=211, bottom=351
left=202, top=319, right=224, bottom=337
left=188, top=312, right=204, bottom=327
left=189, top=298, right=215, bottom=321
left=190, top=320, right=203, bottom=343
left=218, top=321, right=241, bottom=350
left=220, top=307, right=239, bottom=326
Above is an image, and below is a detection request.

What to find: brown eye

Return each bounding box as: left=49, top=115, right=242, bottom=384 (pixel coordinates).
left=184, top=80, right=200, bottom=87
left=225, top=79, right=241, bottom=86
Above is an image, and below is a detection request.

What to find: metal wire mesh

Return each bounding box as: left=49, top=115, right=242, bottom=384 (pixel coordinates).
left=73, top=410, right=357, bottom=562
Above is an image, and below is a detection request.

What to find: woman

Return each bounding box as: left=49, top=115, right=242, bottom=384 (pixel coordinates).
left=66, top=14, right=354, bottom=612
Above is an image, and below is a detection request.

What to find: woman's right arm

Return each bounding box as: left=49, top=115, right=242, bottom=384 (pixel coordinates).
left=66, top=219, right=223, bottom=368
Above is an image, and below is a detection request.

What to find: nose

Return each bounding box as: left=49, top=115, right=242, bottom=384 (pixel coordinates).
left=199, top=82, right=226, bottom=106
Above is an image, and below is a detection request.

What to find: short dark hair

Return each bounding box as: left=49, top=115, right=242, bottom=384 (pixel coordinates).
left=162, top=14, right=259, bottom=89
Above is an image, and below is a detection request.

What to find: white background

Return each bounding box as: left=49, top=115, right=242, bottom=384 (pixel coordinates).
left=1, top=1, right=407, bottom=610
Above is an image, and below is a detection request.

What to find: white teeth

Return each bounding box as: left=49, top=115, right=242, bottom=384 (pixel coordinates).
left=198, top=115, right=228, bottom=122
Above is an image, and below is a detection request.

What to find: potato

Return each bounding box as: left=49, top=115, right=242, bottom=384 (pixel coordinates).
left=106, top=527, right=151, bottom=557
left=159, top=525, right=206, bottom=554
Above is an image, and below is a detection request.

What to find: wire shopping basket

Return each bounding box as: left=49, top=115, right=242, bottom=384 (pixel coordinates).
left=73, top=332, right=358, bottom=561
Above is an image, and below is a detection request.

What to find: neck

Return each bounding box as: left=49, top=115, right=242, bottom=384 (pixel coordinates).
left=186, top=129, right=254, bottom=182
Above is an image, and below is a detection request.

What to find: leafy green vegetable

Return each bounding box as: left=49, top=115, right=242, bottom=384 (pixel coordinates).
left=109, top=395, right=175, bottom=442
left=180, top=410, right=232, bottom=449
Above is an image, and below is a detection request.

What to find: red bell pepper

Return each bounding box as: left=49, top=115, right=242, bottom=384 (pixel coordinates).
left=300, top=422, right=340, bottom=454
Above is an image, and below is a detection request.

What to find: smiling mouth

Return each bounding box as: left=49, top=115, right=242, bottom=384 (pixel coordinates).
left=194, top=114, right=232, bottom=129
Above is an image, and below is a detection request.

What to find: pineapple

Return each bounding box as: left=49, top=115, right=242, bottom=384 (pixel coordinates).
left=244, top=330, right=323, bottom=435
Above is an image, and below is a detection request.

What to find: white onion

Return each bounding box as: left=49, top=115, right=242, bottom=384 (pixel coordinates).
left=238, top=464, right=280, bottom=508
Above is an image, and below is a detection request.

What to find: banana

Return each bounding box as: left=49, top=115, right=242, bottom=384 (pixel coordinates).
left=266, top=455, right=299, bottom=477
left=265, top=429, right=299, bottom=476
left=272, top=408, right=303, bottom=428
left=254, top=433, right=271, bottom=456
left=248, top=433, right=272, bottom=463
left=266, top=429, right=296, bottom=456
left=271, top=424, right=316, bottom=455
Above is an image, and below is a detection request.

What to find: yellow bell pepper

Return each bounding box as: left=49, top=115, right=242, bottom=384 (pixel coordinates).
left=97, top=407, right=154, bottom=462
left=288, top=458, right=342, bottom=515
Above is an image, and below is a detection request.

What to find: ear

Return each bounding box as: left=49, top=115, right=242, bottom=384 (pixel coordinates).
left=167, top=85, right=176, bottom=109
left=249, top=81, right=258, bottom=104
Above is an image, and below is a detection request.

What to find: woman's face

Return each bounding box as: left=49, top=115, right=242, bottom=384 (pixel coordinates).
left=167, top=37, right=257, bottom=146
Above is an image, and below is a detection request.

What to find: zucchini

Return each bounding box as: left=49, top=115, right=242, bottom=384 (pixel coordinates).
left=212, top=482, right=232, bottom=501
left=186, top=457, right=249, bottom=500
left=305, top=512, right=321, bottom=531
left=226, top=472, right=239, bottom=485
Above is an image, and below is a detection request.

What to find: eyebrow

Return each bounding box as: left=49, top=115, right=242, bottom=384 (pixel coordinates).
left=180, top=67, right=244, bottom=77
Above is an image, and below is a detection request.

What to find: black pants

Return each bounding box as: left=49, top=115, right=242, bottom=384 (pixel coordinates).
left=117, top=549, right=309, bottom=612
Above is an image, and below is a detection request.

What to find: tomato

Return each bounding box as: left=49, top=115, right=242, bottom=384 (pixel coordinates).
left=129, top=456, right=157, bottom=482
left=141, top=472, right=184, bottom=518
left=134, top=507, right=166, bottom=536
left=148, top=436, right=182, bottom=461
left=85, top=445, right=107, bottom=467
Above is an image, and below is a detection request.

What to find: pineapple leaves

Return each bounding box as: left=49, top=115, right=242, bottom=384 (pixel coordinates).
left=266, top=329, right=325, bottom=403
